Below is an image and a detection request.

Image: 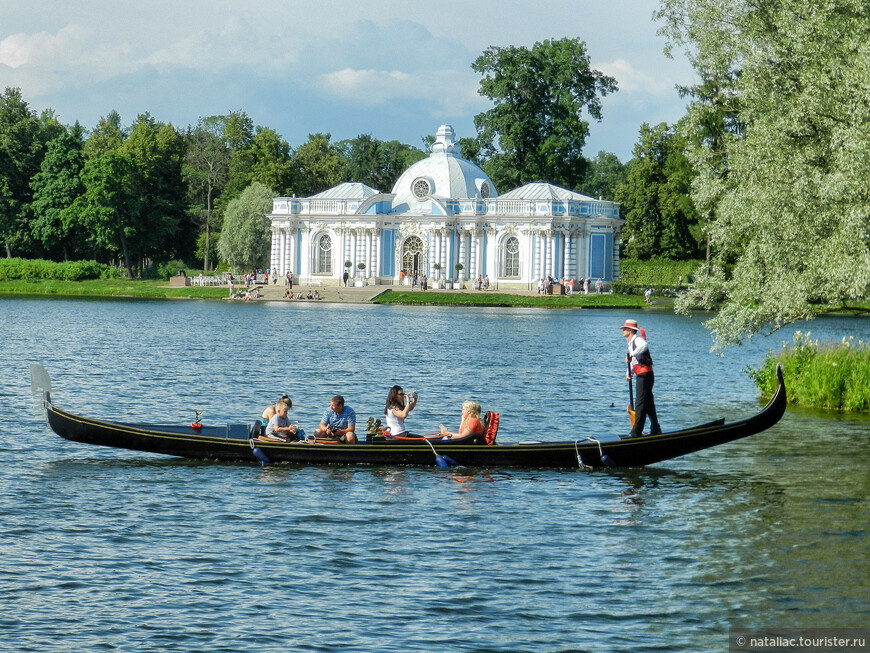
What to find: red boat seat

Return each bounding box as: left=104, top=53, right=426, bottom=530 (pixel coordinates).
left=483, top=411, right=499, bottom=445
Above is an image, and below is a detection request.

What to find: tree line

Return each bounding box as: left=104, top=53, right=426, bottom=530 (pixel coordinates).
left=3, top=11, right=866, bottom=346
left=0, top=36, right=706, bottom=276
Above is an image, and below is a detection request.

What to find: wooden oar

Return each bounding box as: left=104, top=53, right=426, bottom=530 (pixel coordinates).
left=627, top=357, right=636, bottom=427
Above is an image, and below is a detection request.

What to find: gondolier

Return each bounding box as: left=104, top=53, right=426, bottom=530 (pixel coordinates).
left=621, top=319, right=662, bottom=438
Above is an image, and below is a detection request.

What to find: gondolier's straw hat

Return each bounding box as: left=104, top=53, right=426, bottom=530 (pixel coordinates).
left=620, top=319, right=639, bottom=331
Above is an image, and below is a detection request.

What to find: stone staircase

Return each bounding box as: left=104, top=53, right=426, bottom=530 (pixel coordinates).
left=253, top=280, right=388, bottom=303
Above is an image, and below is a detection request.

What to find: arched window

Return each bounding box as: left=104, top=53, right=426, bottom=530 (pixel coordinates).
left=402, top=236, right=424, bottom=276
left=503, top=236, right=520, bottom=277
left=315, top=234, right=332, bottom=275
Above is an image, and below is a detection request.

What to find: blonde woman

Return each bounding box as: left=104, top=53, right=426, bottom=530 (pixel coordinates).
left=440, top=400, right=484, bottom=440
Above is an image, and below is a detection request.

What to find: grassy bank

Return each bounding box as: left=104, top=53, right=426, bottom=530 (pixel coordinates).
left=372, top=289, right=647, bottom=308
left=0, top=279, right=228, bottom=300
left=748, top=332, right=870, bottom=412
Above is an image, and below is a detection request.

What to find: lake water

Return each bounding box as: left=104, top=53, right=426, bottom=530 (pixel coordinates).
left=1, top=297, right=867, bottom=652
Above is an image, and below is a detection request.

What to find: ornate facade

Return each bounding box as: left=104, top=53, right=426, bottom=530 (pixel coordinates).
left=268, top=125, right=623, bottom=288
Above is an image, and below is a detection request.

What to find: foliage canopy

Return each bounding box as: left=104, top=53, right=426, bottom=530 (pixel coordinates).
left=472, top=38, right=617, bottom=192
left=657, top=0, right=870, bottom=346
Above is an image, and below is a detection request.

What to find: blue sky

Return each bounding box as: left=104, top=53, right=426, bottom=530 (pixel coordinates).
left=0, top=0, right=696, bottom=162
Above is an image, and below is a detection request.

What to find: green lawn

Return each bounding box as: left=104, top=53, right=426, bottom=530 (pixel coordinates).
left=0, top=279, right=228, bottom=300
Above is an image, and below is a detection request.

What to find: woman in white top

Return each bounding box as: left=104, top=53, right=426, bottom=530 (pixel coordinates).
left=384, top=385, right=418, bottom=437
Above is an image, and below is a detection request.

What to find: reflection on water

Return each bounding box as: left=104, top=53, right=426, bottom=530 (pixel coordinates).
left=0, top=297, right=867, bottom=651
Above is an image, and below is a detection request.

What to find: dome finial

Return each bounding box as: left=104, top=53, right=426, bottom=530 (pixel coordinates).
left=429, top=124, right=461, bottom=156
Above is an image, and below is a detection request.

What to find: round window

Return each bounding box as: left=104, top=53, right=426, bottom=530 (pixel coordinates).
left=318, top=234, right=332, bottom=251
left=412, top=178, right=431, bottom=199
left=479, top=181, right=491, bottom=199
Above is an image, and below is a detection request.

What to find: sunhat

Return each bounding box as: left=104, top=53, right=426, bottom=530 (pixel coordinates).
left=620, top=319, right=639, bottom=331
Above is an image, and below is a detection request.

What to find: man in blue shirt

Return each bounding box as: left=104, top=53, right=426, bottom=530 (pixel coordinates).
left=315, top=395, right=357, bottom=443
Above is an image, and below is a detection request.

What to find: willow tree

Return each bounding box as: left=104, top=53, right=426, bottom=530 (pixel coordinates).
left=217, top=181, right=274, bottom=271
left=657, top=0, right=870, bottom=347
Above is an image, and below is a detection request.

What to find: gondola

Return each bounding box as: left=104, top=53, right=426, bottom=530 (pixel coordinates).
left=30, top=363, right=786, bottom=469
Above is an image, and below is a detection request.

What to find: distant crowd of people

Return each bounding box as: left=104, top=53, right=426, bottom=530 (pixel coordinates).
left=283, top=289, right=321, bottom=300
left=536, top=276, right=605, bottom=295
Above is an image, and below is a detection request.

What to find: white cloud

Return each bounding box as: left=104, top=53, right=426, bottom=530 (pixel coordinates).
left=595, top=58, right=674, bottom=95
left=316, top=67, right=484, bottom=117
left=142, top=18, right=301, bottom=72
left=0, top=2, right=696, bottom=159
left=0, top=24, right=134, bottom=70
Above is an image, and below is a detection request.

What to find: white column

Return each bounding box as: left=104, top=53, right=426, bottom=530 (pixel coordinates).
left=458, top=231, right=467, bottom=280
left=299, top=227, right=310, bottom=279
left=429, top=232, right=437, bottom=278
left=544, top=231, right=556, bottom=275
left=365, top=230, right=372, bottom=279
left=349, top=230, right=357, bottom=277
left=551, top=232, right=558, bottom=277
left=578, top=226, right=588, bottom=278
left=565, top=231, right=575, bottom=279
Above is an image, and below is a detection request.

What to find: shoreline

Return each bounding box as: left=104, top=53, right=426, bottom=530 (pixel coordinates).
left=0, top=278, right=665, bottom=309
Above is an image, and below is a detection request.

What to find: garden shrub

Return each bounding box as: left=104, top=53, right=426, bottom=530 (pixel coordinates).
left=0, top=258, right=115, bottom=281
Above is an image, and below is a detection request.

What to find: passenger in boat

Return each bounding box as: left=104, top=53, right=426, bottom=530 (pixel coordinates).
left=262, top=393, right=291, bottom=426
left=384, top=385, right=418, bottom=437
left=621, top=319, right=662, bottom=439
left=439, top=400, right=484, bottom=440
left=264, top=399, right=298, bottom=441
left=315, top=395, right=357, bottom=443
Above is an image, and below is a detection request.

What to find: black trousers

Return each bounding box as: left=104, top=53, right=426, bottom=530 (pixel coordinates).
left=631, top=371, right=661, bottom=437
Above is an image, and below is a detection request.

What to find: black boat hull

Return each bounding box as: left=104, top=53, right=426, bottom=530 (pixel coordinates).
left=33, top=365, right=786, bottom=469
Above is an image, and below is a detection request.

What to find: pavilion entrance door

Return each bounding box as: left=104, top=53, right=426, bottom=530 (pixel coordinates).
left=402, top=236, right=424, bottom=277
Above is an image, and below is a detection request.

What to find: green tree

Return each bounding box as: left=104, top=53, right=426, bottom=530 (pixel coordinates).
left=217, top=181, right=274, bottom=271
left=120, top=114, right=188, bottom=267
left=338, top=134, right=425, bottom=191
left=0, top=88, right=62, bottom=257
left=246, top=127, right=294, bottom=194
left=615, top=123, right=700, bottom=260
left=472, top=38, right=617, bottom=191
left=82, top=110, right=125, bottom=161
left=184, top=117, right=231, bottom=271
left=292, top=133, right=347, bottom=196
left=677, top=73, right=743, bottom=273
left=657, top=0, right=870, bottom=346
left=30, top=126, right=87, bottom=260
left=223, top=124, right=293, bottom=202
left=579, top=151, right=627, bottom=200
left=76, top=151, right=140, bottom=272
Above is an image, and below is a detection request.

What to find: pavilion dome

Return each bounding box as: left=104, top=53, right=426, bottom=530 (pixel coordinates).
left=391, top=125, right=497, bottom=205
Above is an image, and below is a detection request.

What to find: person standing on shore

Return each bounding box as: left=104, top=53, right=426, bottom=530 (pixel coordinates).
left=621, top=319, right=662, bottom=439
